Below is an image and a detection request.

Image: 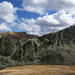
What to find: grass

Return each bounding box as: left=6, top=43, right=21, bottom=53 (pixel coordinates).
left=0, top=65, right=75, bottom=75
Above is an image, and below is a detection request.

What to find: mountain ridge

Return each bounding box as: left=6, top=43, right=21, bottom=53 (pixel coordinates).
left=0, top=25, right=75, bottom=40
left=0, top=32, right=38, bottom=40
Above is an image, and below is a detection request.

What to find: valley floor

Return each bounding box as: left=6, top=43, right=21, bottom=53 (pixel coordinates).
left=0, top=65, right=75, bottom=75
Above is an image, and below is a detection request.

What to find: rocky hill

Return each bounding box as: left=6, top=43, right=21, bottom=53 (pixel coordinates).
left=39, top=25, right=75, bottom=46
left=0, top=25, right=75, bottom=68
left=0, top=32, right=38, bottom=40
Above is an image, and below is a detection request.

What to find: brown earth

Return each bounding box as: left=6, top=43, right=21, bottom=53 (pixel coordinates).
left=0, top=32, right=38, bottom=40
left=0, top=65, right=75, bottom=75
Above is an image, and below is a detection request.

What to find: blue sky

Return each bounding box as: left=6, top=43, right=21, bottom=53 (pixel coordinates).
left=0, top=0, right=57, bottom=19
left=0, top=0, right=41, bottom=19
left=0, top=0, right=75, bottom=35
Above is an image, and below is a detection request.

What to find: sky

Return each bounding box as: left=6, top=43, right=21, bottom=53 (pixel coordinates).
left=0, top=0, right=75, bottom=35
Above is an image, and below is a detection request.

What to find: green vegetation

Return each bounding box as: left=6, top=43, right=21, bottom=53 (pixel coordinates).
left=0, top=26, right=75, bottom=68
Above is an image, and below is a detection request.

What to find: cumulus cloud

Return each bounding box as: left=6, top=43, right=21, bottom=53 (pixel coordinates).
left=0, top=1, right=75, bottom=35
left=0, top=1, right=17, bottom=23
left=0, top=23, right=12, bottom=31
left=18, top=19, right=41, bottom=35
left=54, top=10, right=75, bottom=25
left=21, top=0, right=75, bottom=35
left=22, top=0, right=75, bottom=14
left=36, top=14, right=59, bottom=25
left=18, top=10, right=75, bottom=35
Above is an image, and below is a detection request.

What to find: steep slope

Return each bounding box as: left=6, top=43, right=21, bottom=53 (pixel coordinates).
left=39, top=25, right=75, bottom=45
left=38, top=25, right=75, bottom=64
left=0, top=25, right=75, bottom=68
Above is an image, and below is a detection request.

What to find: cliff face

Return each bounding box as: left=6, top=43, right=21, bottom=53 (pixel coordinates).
left=0, top=26, right=75, bottom=68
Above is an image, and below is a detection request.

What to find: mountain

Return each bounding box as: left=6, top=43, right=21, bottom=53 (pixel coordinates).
left=0, top=32, right=38, bottom=40
left=39, top=25, right=75, bottom=45
left=0, top=25, right=75, bottom=68
left=38, top=25, right=75, bottom=64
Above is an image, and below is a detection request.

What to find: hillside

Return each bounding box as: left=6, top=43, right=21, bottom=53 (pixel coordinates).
left=0, top=32, right=38, bottom=40
left=0, top=25, right=75, bottom=68
left=40, top=25, right=75, bottom=43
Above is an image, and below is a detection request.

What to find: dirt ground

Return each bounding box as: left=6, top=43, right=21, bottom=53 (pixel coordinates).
left=0, top=65, right=75, bottom=75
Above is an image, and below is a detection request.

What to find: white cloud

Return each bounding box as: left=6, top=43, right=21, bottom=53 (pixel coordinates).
left=0, top=1, right=75, bottom=35
left=54, top=10, right=75, bottom=25
left=36, top=14, right=59, bottom=26
left=18, top=19, right=41, bottom=35
left=22, top=0, right=75, bottom=14
left=18, top=10, right=75, bottom=35
left=0, top=1, right=17, bottom=23
left=0, top=23, right=12, bottom=31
